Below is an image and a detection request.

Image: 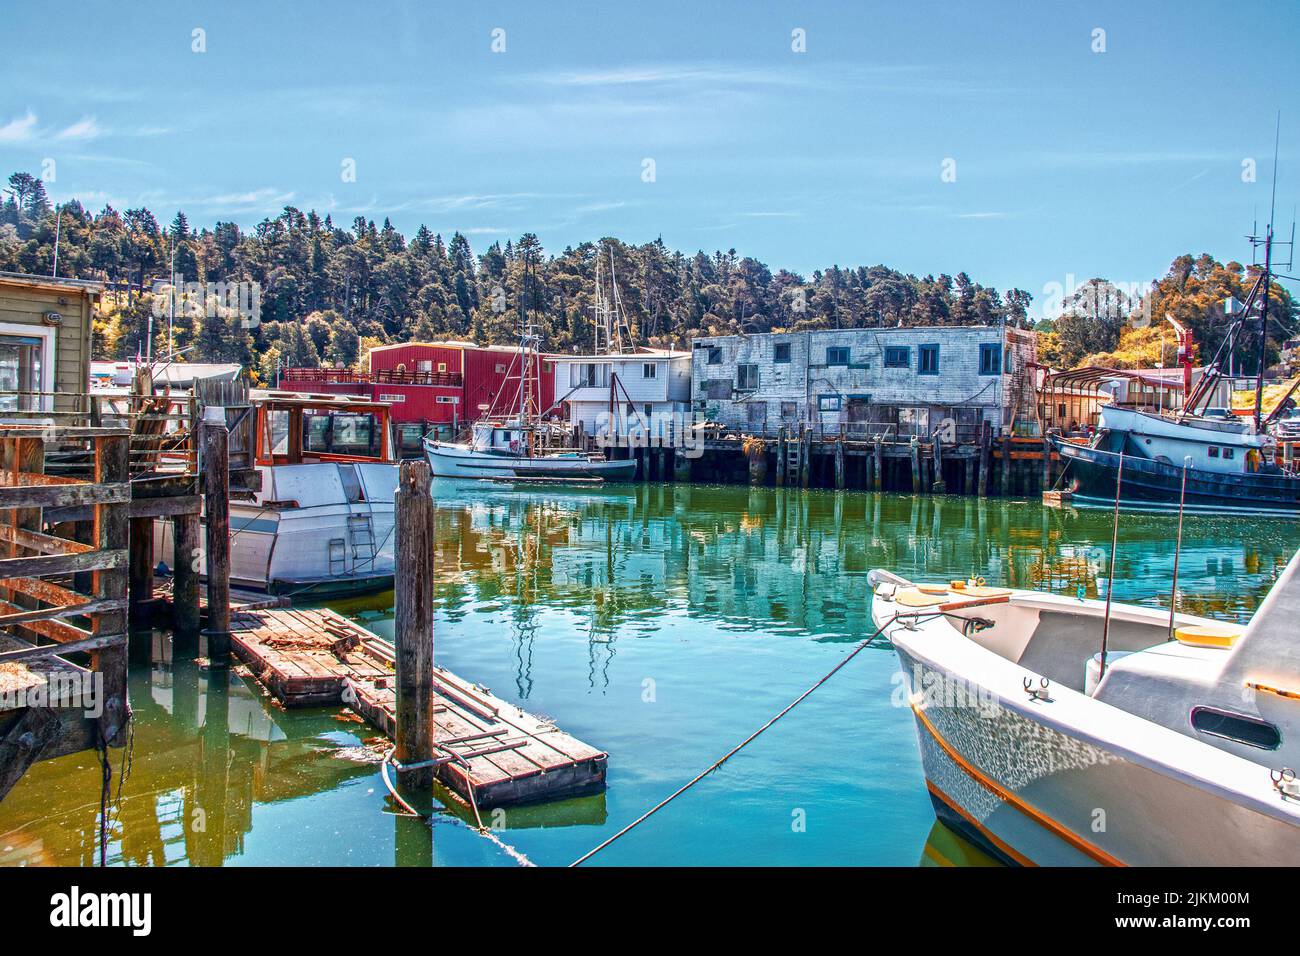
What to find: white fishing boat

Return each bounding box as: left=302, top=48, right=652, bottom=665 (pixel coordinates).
left=424, top=421, right=636, bottom=481
left=869, top=548, right=1300, bottom=866
left=157, top=391, right=399, bottom=597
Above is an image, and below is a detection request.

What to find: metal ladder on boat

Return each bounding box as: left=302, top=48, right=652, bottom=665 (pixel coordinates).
left=348, top=514, right=376, bottom=567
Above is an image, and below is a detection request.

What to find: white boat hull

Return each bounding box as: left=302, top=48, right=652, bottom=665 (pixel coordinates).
left=871, top=574, right=1300, bottom=866
left=155, top=462, right=398, bottom=596
left=424, top=440, right=636, bottom=481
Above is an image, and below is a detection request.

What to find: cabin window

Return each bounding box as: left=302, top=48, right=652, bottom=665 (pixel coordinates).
left=818, top=395, right=841, bottom=412
left=774, top=342, right=792, bottom=363
left=979, top=343, right=1002, bottom=375
left=643, top=362, right=657, bottom=379
left=883, top=346, right=910, bottom=368
left=574, top=363, right=609, bottom=388
left=737, top=364, right=759, bottom=391
left=826, top=346, right=850, bottom=366
left=0, top=332, right=49, bottom=411
left=1208, top=446, right=1220, bottom=458
left=1190, top=707, right=1281, bottom=750
left=707, top=347, right=723, bottom=365
left=1223, top=447, right=1235, bottom=460
left=918, top=344, right=940, bottom=375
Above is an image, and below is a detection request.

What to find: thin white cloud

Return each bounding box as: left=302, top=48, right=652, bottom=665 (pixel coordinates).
left=0, top=110, right=38, bottom=143
left=57, top=117, right=104, bottom=141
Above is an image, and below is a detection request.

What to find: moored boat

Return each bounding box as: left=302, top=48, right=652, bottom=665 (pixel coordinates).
left=869, top=548, right=1300, bottom=866
left=424, top=422, right=636, bottom=481
left=157, top=391, right=399, bottom=596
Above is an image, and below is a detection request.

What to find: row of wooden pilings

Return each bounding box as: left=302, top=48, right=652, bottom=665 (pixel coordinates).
left=742, top=424, right=1062, bottom=496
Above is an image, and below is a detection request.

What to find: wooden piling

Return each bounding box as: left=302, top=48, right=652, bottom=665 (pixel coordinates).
left=963, top=455, right=974, bottom=496
left=394, top=459, right=436, bottom=788
left=910, top=438, right=921, bottom=494
left=92, top=432, right=130, bottom=747
left=834, top=427, right=846, bottom=490
left=775, top=428, right=786, bottom=488
left=172, top=513, right=200, bottom=642
left=201, top=406, right=231, bottom=665
left=873, top=438, right=883, bottom=492
left=977, top=424, right=991, bottom=497
left=128, top=517, right=153, bottom=622
left=799, top=427, right=811, bottom=488
left=673, top=448, right=692, bottom=483
left=932, top=439, right=946, bottom=494
left=1000, top=432, right=1012, bottom=497
left=1041, top=432, right=1053, bottom=492
left=745, top=437, right=767, bottom=486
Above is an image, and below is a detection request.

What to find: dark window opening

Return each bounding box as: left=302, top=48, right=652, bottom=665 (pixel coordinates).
left=884, top=346, right=910, bottom=368
left=1190, top=706, right=1281, bottom=749
left=773, top=342, right=791, bottom=363
left=826, top=346, right=850, bottom=366
left=918, top=344, right=940, bottom=375
left=979, top=343, right=1002, bottom=375
left=707, top=347, right=722, bottom=365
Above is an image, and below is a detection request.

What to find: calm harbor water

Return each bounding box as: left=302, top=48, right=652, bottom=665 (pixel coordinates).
left=3, top=483, right=1298, bottom=867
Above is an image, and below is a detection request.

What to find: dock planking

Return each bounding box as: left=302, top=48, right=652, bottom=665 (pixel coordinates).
left=229, top=606, right=607, bottom=808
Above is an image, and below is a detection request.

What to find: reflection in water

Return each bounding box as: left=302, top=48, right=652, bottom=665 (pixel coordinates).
left=918, top=821, right=1000, bottom=867
left=3, top=483, right=1296, bottom=867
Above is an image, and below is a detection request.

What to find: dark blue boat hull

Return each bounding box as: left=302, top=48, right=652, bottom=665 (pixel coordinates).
left=1053, top=438, right=1300, bottom=515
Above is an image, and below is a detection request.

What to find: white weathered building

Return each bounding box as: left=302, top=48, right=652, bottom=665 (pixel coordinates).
left=551, top=348, right=692, bottom=437
left=690, top=326, right=1038, bottom=439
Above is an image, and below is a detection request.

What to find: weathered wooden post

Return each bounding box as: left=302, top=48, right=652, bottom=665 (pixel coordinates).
left=798, top=427, right=810, bottom=488
left=128, top=517, right=153, bottom=622
left=873, top=438, right=883, bottom=492
left=745, top=437, right=767, bottom=486
left=92, top=432, right=130, bottom=749
left=910, top=437, right=921, bottom=494
left=962, top=453, right=974, bottom=497
left=395, top=459, right=436, bottom=788
left=932, top=436, right=946, bottom=493
left=1000, top=431, right=1012, bottom=497
left=1041, top=431, right=1053, bottom=492
left=201, top=405, right=231, bottom=666
left=834, top=426, right=846, bottom=490
left=977, top=423, right=991, bottom=497
left=775, top=427, right=786, bottom=488
left=172, top=512, right=201, bottom=642
left=673, top=448, right=692, bottom=482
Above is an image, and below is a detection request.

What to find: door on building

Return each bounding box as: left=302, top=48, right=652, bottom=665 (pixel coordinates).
left=0, top=333, right=48, bottom=411
left=747, top=401, right=767, bottom=434
left=845, top=395, right=871, bottom=436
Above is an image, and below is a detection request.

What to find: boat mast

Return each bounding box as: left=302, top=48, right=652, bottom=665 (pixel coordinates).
left=1254, top=227, right=1272, bottom=430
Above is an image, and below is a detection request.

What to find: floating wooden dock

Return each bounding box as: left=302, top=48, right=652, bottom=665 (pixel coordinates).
left=229, top=606, right=607, bottom=808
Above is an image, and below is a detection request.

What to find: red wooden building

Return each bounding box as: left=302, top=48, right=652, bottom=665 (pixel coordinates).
left=282, top=342, right=559, bottom=453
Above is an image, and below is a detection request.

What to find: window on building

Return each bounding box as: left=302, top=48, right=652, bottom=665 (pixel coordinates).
left=883, top=346, right=910, bottom=368
left=737, top=364, right=759, bottom=391
left=574, top=363, right=609, bottom=388
left=437, top=362, right=447, bottom=373
left=643, top=362, right=658, bottom=379
left=435, top=395, right=460, bottom=405
left=781, top=401, right=798, bottom=419
left=707, top=347, right=723, bottom=365
left=417, top=360, right=433, bottom=373
left=542, top=361, right=553, bottom=373
left=1223, top=447, right=1235, bottom=460
left=979, top=343, right=1002, bottom=375
left=704, top=379, right=731, bottom=400
left=1208, top=446, right=1220, bottom=458
left=495, top=363, right=507, bottom=374
left=918, top=344, right=939, bottom=375
left=826, top=346, right=850, bottom=366
left=818, top=395, right=841, bottom=412
left=774, top=342, right=792, bottom=364
left=1003, top=347, right=1012, bottom=373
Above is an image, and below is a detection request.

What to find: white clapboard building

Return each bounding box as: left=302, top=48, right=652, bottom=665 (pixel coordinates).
left=550, top=348, right=692, bottom=437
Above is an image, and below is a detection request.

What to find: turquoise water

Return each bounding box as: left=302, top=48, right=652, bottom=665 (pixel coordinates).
left=3, top=483, right=1297, bottom=866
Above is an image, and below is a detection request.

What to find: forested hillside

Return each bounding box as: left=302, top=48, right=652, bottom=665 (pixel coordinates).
left=3, top=170, right=1293, bottom=383
left=2, top=170, right=1032, bottom=383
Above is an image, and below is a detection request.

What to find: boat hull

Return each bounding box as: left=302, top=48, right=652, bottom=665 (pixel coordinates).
left=424, top=440, right=637, bottom=481
left=1055, top=437, right=1300, bottom=514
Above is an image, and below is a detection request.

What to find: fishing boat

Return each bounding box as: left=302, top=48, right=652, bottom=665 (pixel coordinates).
left=1054, top=212, right=1300, bottom=514
left=423, top=262, right=636, bottom=483
left=156, top=391, right=399, bottom=596
left=869, top=550, right=1300, bottom=866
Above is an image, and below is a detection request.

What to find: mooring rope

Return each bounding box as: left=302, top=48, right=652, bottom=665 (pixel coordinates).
left=380, top=745, right=538, bottom=867
left=569, top=613, right=902, bottom=867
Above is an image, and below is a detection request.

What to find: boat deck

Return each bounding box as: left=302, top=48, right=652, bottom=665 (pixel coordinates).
left=229, top=607, right=607, bottom=808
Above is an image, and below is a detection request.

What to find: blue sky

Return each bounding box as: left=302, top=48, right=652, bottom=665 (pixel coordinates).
left=2, top=1, right=1297, bottom=316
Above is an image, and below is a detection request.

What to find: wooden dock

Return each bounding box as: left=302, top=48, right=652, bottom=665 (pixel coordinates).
left=229, top=606, right=607, bottom=808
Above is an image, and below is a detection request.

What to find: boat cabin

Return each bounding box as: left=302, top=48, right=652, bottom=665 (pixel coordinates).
left=253, top=391, right=395, bottom=466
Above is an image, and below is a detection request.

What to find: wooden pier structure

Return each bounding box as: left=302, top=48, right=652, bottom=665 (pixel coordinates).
left=228, top=605, right=607, bottom=808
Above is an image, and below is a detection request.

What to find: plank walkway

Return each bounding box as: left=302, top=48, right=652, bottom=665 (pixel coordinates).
left=229, top=606, right=607, bottom=808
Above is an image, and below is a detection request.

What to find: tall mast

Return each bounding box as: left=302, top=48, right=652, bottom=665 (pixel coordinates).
left=1254, top=227, right=1272, bottom=430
